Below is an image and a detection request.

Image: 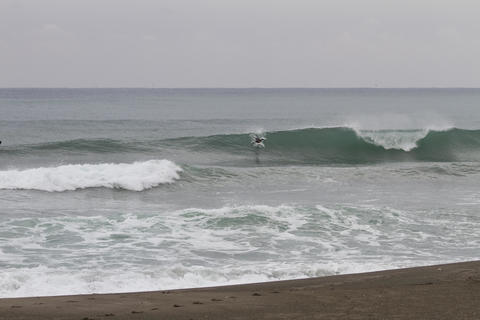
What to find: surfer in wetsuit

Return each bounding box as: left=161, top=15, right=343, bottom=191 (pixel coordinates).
left=254, top=137, right=264, bottom=144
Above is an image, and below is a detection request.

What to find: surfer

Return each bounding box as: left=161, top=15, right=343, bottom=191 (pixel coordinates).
left=254, top=137, right=264, bottom=144
left=250, top=134, right=265, bottom=163
left=252, top=135, right=266, bottom=148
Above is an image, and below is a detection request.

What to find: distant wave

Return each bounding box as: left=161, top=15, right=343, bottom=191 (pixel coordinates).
left=0, top=160, right=182, bottom=192
left=0, top=139, right=147, bottom=155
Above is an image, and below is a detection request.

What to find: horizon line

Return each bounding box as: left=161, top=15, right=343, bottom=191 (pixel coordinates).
left=1, top=87, right=480, bottom=90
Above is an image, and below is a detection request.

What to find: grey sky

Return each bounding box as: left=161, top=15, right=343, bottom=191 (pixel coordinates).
left=1, top=0, right=479, bottom=87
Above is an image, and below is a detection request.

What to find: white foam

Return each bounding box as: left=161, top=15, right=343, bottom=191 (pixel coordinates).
left=344, top=116, right=454, bottom=151
left=0, top=260, right=411, bottom=298
left=0, top=203, right=477, bottom=298
left=358, top=129, right=429, bottom=151
left=0, top=160, right=182, bottom=192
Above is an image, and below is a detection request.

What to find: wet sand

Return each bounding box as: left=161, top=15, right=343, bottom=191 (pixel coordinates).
left=1, top=261, right=479, bottom=320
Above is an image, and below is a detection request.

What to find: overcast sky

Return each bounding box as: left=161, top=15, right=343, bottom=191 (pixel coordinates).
left=1, top=0, right=479, bottom=87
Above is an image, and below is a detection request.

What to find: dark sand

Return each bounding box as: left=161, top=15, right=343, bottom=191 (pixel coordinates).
left=1, top=261, right=479, bottom=320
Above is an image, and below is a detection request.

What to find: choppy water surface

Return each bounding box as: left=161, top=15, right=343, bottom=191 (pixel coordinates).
left=0, top=88, right=479, bottom=297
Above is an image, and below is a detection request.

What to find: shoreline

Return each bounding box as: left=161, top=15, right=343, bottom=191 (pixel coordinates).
left=1, top=260, right=479, bottom=319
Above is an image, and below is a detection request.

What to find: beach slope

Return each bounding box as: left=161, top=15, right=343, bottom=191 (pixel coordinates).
left=1, top=261, right=479, bottom=320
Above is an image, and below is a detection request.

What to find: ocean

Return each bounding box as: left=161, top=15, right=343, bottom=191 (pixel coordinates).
left=0, top=88, right=479, bottom=298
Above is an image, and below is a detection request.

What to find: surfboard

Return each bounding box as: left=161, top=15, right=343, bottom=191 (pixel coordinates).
left=253, top=141, right=265, bottom=148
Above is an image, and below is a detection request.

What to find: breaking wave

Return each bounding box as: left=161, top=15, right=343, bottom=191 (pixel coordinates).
left=0, top=160, right=182, bottom=192
left=2, top=127, right=480, bottom=164
left=181, top=127, right=480, bottom=164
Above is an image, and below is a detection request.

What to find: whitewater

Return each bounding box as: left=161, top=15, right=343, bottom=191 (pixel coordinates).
left=1, top=88, right=480, bottom=298
left=0, top=160, right=182, bottom=192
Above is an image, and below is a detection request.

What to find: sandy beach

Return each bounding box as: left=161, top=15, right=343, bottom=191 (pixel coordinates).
left=1, top=260, right=479, bottom=320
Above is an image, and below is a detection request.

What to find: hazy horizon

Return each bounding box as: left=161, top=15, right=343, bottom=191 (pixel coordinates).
left=1, top=0, right=479, bottom=88
left=2, top=87, right=480, bottom=89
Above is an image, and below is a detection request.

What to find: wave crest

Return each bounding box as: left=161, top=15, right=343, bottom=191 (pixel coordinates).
left=3, top=127, right=480, bottom=165
left=0, top=160, right=182, bottom=192
left=183, top=127, right=480, bottom=164
left=354, top=129, right=430, bottom=151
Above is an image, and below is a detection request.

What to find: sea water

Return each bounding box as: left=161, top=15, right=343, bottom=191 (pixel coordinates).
left=0, top=88, right=479, bottom=297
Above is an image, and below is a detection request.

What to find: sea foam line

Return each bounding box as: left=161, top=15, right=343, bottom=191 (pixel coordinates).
left=0, top=160, right=182, bottom=192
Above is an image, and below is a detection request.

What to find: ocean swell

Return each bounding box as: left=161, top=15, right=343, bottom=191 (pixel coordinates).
left=0, top=138, right=148, bottom=155
left=0, top=160, right=182, bottom=192
left=2, top=127, right=480, bottom=165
